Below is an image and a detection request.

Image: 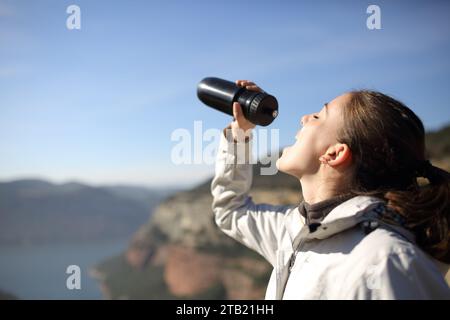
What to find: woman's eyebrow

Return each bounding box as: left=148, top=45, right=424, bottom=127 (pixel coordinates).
left=323, top=103, right=329, bottom=114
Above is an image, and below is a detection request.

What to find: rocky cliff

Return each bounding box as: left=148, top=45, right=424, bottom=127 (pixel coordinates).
left=92, top=160, right=301, bottom=299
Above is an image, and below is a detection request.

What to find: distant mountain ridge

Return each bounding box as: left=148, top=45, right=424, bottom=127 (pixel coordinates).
left=0, top=179, right=177, bottom=244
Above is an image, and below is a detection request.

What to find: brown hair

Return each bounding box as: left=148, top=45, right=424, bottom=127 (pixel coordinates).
left=338, top=90, right=450, bottom=263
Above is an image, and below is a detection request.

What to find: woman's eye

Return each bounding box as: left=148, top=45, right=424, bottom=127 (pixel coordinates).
left=313, top=115, right=319, bottom=119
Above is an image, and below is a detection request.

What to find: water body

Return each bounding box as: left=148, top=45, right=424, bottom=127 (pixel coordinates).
left=0, top=238, right=129, bottom=299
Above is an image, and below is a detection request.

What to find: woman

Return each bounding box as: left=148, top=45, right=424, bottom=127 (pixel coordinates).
left=211, top=79, right=450, bottom=299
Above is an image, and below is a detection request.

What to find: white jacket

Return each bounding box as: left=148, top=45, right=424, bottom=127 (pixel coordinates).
left=211, top=130, right=450, bottom=300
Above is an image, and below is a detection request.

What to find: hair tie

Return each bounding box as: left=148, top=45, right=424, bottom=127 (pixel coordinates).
left=415, top=159, right=433, bottom=178
left=415, top=159, right=450, bottom=185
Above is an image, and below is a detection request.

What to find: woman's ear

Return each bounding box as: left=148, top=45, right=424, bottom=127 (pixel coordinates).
left=319, top=143, right=352, bottom=168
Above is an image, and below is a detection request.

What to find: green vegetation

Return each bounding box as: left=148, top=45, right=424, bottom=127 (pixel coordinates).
left=185, top=283, right=227, bottom=300
left=94, top=254, right=175, bottom=300
left=95, top=254, right=232, bottom=300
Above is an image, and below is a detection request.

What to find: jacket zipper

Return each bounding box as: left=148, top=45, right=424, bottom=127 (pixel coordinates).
left=288, top=223, right=312, bottom=273
left=276, top=236, right=308, bottom=299
left=288, top=236, right=307, bottom=272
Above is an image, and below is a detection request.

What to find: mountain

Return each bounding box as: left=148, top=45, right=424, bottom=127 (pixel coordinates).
left=104, top=185, right=181, bottom=208
left=92, top=124, right=450, bottom=299
left=425, top=124, right=450, bottom=170
left=0, top=179, right=175, bottom=244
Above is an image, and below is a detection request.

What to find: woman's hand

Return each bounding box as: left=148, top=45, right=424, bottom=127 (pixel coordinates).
left=229, top=80, right=263, bottom=140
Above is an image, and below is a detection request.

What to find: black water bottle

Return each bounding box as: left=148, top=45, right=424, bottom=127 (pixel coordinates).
left=197, top=77, right=278, bottom=126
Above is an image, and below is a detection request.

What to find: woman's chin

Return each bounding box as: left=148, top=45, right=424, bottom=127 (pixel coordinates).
left=275, top=158, right=281, bottom=171
left=276, top=158, right=286, bottom=173
left=276, top=159, right=301, bottom=177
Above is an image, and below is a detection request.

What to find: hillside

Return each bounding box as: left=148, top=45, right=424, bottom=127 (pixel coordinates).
left=92, top=158, right=301, bottom=299
left=425, top=124, right=450, bottom=170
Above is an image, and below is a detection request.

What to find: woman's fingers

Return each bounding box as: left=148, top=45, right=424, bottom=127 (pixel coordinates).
left=245, top=85, right=261, bottom=92
left=232, top=80, right=261, bottom=130
left=232, top=102, right=256, bottom=134
left=236, top=80, right=255, bottom=87
left=235, top=80, right=261, bottom=92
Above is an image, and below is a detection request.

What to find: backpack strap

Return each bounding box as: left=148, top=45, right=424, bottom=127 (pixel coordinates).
left=359, top=202, right=415, bottom=244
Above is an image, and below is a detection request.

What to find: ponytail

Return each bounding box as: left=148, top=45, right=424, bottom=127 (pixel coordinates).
left=384, top=162, right=450, bottom=263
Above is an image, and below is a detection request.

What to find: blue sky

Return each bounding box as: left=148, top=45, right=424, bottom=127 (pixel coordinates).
left=1, top=0, right=450, bottom=188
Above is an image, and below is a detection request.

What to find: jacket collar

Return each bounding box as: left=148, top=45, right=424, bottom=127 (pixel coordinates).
left=298, top=193, right=355, bottom=226
left=285, top=195, right=415, bottom=250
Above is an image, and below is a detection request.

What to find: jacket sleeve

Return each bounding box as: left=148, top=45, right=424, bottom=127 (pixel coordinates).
left=211, top=127, right=296, bottom=267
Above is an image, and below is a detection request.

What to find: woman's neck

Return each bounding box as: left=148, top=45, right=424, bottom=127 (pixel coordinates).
left=300, top=174, right=352, bottom=204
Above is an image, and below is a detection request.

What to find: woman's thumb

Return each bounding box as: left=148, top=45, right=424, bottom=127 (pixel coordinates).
left=233, top=102, right=241, bottom=120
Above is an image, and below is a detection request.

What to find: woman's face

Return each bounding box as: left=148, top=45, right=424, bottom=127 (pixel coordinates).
left=276, top=93, right=350, bottom=178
